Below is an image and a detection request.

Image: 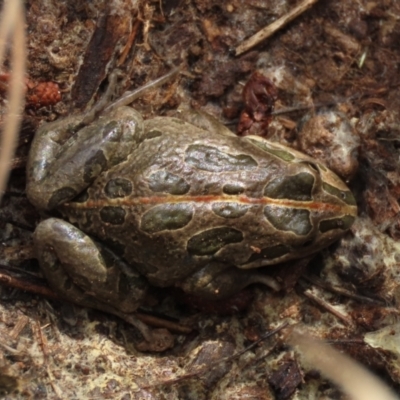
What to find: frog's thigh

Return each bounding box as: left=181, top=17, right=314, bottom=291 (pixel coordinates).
left=34, top=218, right=147, bottom=313
left=179, top=262, right=280, bottom=300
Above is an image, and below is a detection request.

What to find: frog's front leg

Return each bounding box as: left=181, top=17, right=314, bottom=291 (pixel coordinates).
left=26, top=107, right=143, bottom=211
left=34, top=218, right=173, bottom=352
left=179, top=262, right=281, bottom=301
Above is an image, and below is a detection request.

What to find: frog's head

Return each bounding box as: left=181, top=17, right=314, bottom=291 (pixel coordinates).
left=242, top=137, right=357, bottom=268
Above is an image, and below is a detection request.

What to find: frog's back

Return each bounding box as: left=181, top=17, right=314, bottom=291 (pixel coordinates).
left=61, top=117, right=356, bottom=286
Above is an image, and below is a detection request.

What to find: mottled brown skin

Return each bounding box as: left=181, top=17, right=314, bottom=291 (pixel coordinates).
left=26, top=107, right=357, bottom=347
left=61, top=117, right=356, bottom=284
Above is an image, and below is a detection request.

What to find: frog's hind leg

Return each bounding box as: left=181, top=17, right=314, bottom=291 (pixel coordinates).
left=33, top=218, right=174, bottom=351
left=179, top=262, right=281, bottom=301
left=34, top=218, right=147, bottom=314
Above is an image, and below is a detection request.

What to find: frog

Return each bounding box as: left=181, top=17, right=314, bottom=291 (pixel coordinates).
left=26, top=106, right=357, bottom=350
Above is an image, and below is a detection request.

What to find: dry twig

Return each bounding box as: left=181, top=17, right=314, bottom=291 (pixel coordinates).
left=235, top=0, right=319, bottom=55
left=303, top=287, right=353, bottom=326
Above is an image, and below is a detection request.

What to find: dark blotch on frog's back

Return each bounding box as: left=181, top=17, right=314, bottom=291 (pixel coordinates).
left=148, top=171, right=190, bottom=195
left=264, top=206, right=312, bottom=236
left=185, top=144, right=258, bottom=172
left=223, top=183, right=245, bottom=195
left=100, top=206, right=126, bottom=225
left=212, top=202, right=251, bottom=219
left=319, top=215, right=355, bottom=233
left=140, top=203, right=194, bottom=234
left=105, top=178, right=133, bottom=198
left=264, top=172, right=315, bottom=201
left=73, top=189, right=89, bottom=203
left=83, top=150, right=107, bottom=183
left=48, top=187, right=78, bottom=209
left=143, top=129, right=163, bottom=140
left=187, top=227, right=243, bottom=256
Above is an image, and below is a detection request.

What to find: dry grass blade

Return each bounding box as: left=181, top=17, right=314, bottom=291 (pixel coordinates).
left=289, top=330, right=400, bottom=400
left=0, top=0, right=26, bottom=200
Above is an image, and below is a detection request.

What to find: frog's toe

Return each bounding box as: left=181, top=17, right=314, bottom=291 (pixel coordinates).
left=135, top=328, right=174, bottom=352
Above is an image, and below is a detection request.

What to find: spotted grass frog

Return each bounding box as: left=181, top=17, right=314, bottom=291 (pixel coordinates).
left=26, top=106, right=357, bottom=350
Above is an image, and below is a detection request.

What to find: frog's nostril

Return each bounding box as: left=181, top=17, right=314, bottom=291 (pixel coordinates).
left=305, top=161, right=319, bottom=173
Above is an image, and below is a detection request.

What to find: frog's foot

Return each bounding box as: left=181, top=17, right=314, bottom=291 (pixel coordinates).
left=121, top=314, right=174, bottom=352
left=135, top=328, right=174, bottom=352
left=179, top=262, right=281, bottom=300
left=33, top=218, right=147, bottom=315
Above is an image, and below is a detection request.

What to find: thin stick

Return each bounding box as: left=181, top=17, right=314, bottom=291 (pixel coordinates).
left=0, top=270, right=58, bottom=300
left=235, top=0, right=319, bottom=55
left=303, top=288, right=353, bottom=326
left=302, top=275, right=386, bottom=306
left=103, top=66, right=181, bottom=114
left=0, top=264, right=191, bottom=334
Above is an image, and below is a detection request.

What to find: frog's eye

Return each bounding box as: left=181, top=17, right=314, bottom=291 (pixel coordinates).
left=322, top=182, right=357, bottom=206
